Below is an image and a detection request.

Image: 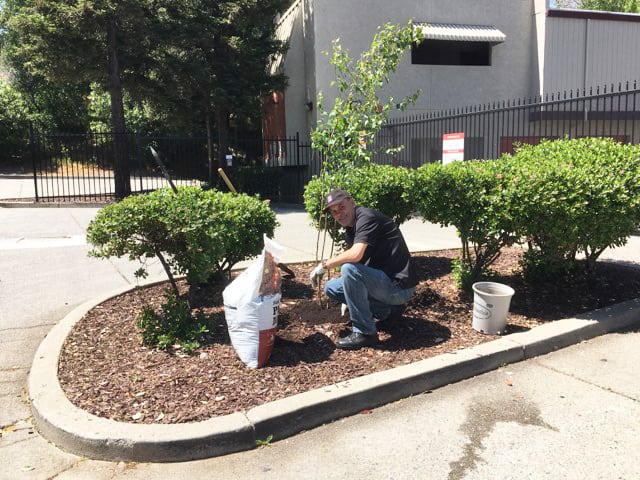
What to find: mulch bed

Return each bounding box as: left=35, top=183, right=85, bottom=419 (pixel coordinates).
left=58, top=247, right=640, bottom=424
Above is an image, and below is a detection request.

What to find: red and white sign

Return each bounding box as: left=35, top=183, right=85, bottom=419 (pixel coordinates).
left=442, top=132, right=464, bottom=165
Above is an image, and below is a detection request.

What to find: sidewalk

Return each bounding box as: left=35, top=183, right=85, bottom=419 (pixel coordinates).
left=1, top=204, right=639, bottom=479
left=24, top=327, right=636, bottom=480
left=0, top=174, right=36, bottom=202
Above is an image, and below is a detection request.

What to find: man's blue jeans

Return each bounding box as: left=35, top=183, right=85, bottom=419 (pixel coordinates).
left=324, top=263, right=415, bottom=336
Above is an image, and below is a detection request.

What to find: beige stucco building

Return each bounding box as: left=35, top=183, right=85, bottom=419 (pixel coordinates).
left=267, top=0, right=640, bottom=139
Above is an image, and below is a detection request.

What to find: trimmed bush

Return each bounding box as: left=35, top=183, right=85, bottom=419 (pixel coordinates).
left=304, top=163, right=414, bottom=232
left=207, top=191, right=280, bottom=273
left=304, top=164, right=415, bottom=254
left=411, top=159, right=517, bottom=289
left=506, top=137, right=640, bottom=277
left=87, top=186, right=278, bottom=292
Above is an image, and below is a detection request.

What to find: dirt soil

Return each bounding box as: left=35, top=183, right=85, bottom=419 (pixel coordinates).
left=58, top=247, right=640, bottom=424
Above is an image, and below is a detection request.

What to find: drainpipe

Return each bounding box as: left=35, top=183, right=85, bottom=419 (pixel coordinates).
left=583, top=18, right=590, bottom=122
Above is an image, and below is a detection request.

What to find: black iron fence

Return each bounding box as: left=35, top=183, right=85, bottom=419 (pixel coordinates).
left=28, top=81, right=640, bottom=203
left=29, top=130, right=315, bottom=203
left=29, top=131, right=206, bottom=202
left=373, top=80, right=640, bottom=167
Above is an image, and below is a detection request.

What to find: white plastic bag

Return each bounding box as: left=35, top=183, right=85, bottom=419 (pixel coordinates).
left=223, top=235, right=285, bottom=368
left=222, top=235, right=285, bottom=307
left=224, top=294, right=280, bottom=368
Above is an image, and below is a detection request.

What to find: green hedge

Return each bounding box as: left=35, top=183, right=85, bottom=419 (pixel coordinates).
left=214, top=166, right=284, bottom=200
left=411, top=158, right=517, bottom=288
left=412, top=137, right=640, bottom=284
left=505, top=137, right=640, bottom=276
left=307, top=137, right=640, bottom=288
left=304, top=164, right=415, bottom=253
left=304, top=163, right=414, bottom=232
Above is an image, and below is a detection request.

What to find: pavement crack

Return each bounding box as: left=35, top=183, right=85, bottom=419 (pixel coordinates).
left=0, top=434, right=36, bottom=448
left=68, top=211, right=87, bottom=231
left=0, top=366, right=28, bottom=373
left=107, top=257, right=137, bottom=284
left=536, top=361, right=639, bottom=404
left=0, top=323, right=56, bottom=334
left=46, top=458, right=87, bottom=480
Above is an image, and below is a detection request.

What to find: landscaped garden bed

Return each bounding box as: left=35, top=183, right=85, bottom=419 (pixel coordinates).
left=58, top=246, right=640, bottom=424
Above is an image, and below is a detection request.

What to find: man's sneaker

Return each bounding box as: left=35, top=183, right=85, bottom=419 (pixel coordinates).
left=335, top=332, right=379, bottom=350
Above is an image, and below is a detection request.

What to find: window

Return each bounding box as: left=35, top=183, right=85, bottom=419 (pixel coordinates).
left=411, top=40, right=492, bottom=66
left=411, top=23, right=505, bottom=66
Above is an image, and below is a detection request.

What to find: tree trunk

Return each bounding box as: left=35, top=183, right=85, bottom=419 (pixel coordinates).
left=205, top=111, right=214, bottom=185
left=107, top=17, right=131, bottom=199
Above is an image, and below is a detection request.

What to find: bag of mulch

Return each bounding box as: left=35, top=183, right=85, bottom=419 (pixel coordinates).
left=223, top=235, right=284, bottom=368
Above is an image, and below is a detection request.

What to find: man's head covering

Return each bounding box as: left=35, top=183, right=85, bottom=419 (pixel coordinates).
left=323, top=189, right=351, bottom=212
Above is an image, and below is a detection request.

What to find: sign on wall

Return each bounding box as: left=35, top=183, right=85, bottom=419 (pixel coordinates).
left=442, top=132, right=465, bottom=164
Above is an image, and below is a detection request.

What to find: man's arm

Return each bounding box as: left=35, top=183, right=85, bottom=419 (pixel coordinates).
left=324, top=242, right=367, bottom=270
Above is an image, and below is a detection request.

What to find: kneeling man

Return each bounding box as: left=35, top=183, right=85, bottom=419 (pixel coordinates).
left=310, top=189, right=418, bottom=349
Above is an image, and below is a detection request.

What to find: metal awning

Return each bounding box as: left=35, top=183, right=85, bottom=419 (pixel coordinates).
left=415, top=23, right=506, bottom=43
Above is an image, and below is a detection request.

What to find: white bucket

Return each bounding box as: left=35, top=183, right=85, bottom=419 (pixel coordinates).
left=472, top=282, right=515, bottom=335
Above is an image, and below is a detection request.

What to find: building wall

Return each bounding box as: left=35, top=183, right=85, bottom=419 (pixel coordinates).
left=303, top=0, right=538, bottom=134
left=302, top=0, right=317, bottom=138
left=278, top=1, right=640, bottom=138
left=543, top=10, right=640, bottom=94
left=277, top=1, right=307, bottom=141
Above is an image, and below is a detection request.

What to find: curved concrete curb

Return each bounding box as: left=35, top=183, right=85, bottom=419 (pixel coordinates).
left=29, top=284, right=640, bottom=463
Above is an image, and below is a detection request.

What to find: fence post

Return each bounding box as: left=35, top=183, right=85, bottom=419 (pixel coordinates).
left=134, top=133, right=143, bottom=192
left=295, top=132, right=302, bottom=203
left=28, top=122, right=39, bottom=202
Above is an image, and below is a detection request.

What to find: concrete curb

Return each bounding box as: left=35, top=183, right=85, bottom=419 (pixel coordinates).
left=29, top=284, right=640, bottom=463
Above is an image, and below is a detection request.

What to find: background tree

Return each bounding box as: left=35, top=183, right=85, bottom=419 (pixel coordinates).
left=3, top=0, right=172, bottom=198
left=579, top=0, right=639, bottom=11
left=149, top=0, right=289, bottom=176
left=1, top=0, right=289, bottom=183
left=553, top=0, right=639, bottom=11
left=0, top=80, right=29, bottom=163
left=311, top=22, right=423, bottom=174
left=1, top=1, right=90, bottom=136
left=87, top=83, right=169, bottom=134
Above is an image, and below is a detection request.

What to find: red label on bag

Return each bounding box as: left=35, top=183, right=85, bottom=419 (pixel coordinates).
left=257, top=328, right=277, bottom=367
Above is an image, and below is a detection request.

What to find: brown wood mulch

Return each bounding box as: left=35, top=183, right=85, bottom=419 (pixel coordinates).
left=58, top=247, right=640, bottom=424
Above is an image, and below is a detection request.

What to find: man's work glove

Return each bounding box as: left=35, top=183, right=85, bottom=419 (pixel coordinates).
left=309, top=262, right=326, bottom=288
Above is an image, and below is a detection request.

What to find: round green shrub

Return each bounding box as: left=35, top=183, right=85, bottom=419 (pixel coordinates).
left=410, top=158, right=517, bottom=289
left=506, top=137, right=640, bottom=276
left=87, top=186, right=278, bottom=288
left=304, top=163, right=414, bottom=230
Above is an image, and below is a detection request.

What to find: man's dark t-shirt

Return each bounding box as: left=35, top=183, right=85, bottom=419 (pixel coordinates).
left=344, top=206, right=418, bottom=288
